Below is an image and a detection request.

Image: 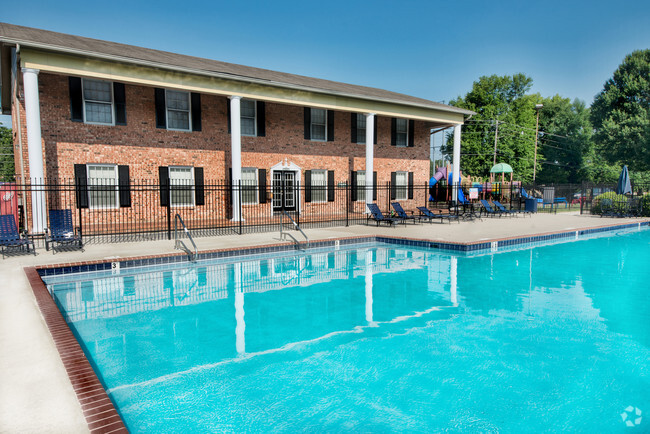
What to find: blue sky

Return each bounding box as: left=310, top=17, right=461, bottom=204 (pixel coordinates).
left=1, top=0, right=649, bottom=127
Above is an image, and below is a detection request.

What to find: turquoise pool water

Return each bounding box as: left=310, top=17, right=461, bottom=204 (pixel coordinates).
left=45, top=230, right=650, bottom=432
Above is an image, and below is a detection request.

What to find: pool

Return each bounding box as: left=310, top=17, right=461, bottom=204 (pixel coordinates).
left=43, top=229, right=650, bottom=432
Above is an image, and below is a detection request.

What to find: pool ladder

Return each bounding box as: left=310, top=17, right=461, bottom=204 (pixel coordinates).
left=280, top=209, right=309, bottom=250
left=174, top=214, right=198, bottom=261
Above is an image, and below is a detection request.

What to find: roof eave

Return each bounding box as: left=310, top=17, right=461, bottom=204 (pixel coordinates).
left=0, top=35, right=474, bottom=118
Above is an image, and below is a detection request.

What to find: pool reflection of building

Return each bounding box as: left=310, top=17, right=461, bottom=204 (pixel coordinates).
left=46, top=247, right=458, bottom=387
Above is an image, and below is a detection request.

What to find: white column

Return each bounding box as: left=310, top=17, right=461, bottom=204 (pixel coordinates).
left=365, top=113, right=375, bottom=208
left=22, top=68, right=47, bottom=233
left=234, top=263, right=245, bottom=355
left=452, top=124, right=462, bottom=203
left=365, top=249, right=376, bottom=326
left=450, top=256, right=458, bottom=306
left=230, top=96, right=242, bottom=221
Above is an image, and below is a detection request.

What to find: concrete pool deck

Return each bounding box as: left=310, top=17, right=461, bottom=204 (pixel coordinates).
left=1, top=212, right=647, bottom=433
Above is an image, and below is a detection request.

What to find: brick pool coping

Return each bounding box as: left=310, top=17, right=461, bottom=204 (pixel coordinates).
left=25, top=219, right=649, bottom=432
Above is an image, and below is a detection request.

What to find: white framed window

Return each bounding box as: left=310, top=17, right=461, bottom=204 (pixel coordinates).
left=241, top=167, right=258, bottom=205
left=311, top=108, right=327, bottom=141
left=395, top=171, right=408, bottom=200
left=87, top=164, right=118, bottom=209
left=241, top=99, right=257, bottom=136
left=356, top=170, right=366, bottom=202
left=82, top=79, right=114, bottom=125
left=395, top=118, right=408, bottom=147
left=166, top=90, right=191, bottom=131
left=356, top=113, right=366, bottom=144
left=311, top=169, right=327, bottom=203
left=169, top=166, right=194, bottom=206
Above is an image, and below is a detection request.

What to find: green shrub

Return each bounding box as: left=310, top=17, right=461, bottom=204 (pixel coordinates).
left=592, top=191, right=628, bottom=214
left=640, top=194, right=650, bottom=217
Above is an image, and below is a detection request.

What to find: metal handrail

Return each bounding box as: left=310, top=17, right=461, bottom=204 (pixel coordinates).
left=279, top=209, right=309, bottom=250
left=174, top=214, right=197, bottom=261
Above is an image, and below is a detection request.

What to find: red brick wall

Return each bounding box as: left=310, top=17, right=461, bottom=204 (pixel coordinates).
left=13, top=72, right=433, bottom=230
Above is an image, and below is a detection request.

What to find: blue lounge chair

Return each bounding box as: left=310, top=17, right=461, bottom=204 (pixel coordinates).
left=0, top=214, right=35, bottom=258
left=45, top=209, right=83, bottom=251
left=366, top=203, right=403, bottom=226
left=492, top=200, right=519, bottom=217
left=479, top=200, right=501, bottom=218
left=417, top=206, right=460, bottom=224
left=391, top=202, right=418, bottom=224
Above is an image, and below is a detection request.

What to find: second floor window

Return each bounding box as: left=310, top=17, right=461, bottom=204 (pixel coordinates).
left=166, top=90, right=191, bottom=131
left=241, top=99, right=257, bottom=136
left=395, top=119, right=408, bottom=147
left=83, top=79, right=113, bottom=125
left=311, top=109, right=327, bottom=141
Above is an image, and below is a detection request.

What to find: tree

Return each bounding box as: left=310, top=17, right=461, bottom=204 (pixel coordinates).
left=0, top=127, right=14, bottom=181
left=591, top=50, right=650, bottom=171
left=535, top=96, right=593, bottom=184
left=445, top=74, right=539, bottom=182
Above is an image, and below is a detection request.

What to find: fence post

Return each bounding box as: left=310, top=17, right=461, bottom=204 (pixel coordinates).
left=166, top=184, right=172, bottom=240
left=345, top=182, right=349, bottom=227
left=238, top=179, right=243, bottom=235
left=580, top=182, right=585, bottom=215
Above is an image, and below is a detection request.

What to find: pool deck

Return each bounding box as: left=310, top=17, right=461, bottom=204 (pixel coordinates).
left=1, top=212, right=647, bottom=433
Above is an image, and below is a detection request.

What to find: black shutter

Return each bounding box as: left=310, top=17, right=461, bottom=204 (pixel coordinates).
left=227, top=99, right=231, bottom=133
left=408, top=172, right=414, bottom=199
left=258, top=168, right=267, bottom=203
left=350, top=112, right=357, bottom=144
left=256, top=101, right=266, bottom=137
left=374, top=116, right=378, bottom=144
left=118, top=165, right=131, bottom=207
left=159, top=166, right=169, bottom=207
left=373, top=171, right=377, bottom=201
left=304, top=107, right=311, bottom=140
left=327, top=110, right=335, bottom=141
left=194, top=167, right=204, bottom=205
left=74, top=164, right=88, bottom=209
left=154, top=88, right=166, bottom=129
left=191, top=93, right=201, bottom=132
left=69, top=77, right=83, bottom=122
left=327, top=170, right=335, bottom=202
left=304, top=170, right=312, bottom=202
left=351, top=171, right=358, bottom=201
left=408, top=119, right=415, bottom=147
left=113, top=83, right=127, bottom=126
left=390, top=172, right=397, bottom=200
left=391, top=118, right=397, bottom=146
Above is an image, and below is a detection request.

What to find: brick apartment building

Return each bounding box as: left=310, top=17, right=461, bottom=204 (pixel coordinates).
left=0, top=23, right=472, bottom=234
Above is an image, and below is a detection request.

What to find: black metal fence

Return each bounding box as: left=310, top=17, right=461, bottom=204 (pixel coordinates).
left=1, top=178, right=647, bottom=247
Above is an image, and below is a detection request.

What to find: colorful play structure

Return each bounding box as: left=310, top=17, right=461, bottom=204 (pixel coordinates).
left=429, top=162, right=522, bottom=204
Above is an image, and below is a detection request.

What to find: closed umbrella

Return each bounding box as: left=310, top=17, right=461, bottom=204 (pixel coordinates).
left=616, top=165, right=632, bottom=195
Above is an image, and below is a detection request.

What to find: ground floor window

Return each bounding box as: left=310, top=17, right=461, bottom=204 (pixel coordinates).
left=241, top=167, right=258, bottom=204
left=87, top=164, right=118, bottom=209
left=169, top=166, right=194, bottom=206
left=311, top=169, right=327, bottom=203
left=357, top=170, right=367, bottom=202
left=395, top=171, right=408, bottom=200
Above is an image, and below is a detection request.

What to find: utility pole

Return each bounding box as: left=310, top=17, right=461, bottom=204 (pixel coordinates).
left=493, top=117, right=499, bottom=166
left=533, top=104, right=543, bottom=182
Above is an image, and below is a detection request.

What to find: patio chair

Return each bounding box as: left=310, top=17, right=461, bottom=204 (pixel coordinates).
left=417, top=206, right=460, bottom=224
left=391, top=202, right=418, bottom=224
left=0, top=214, right=35, bottom=259
left=492, top=200, right=521, bottom=217
left=479, top=200, right=502, bottom=218
left=366, top=203, right=403, bottom=226
left=45, top=209, right=83, bottom=252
